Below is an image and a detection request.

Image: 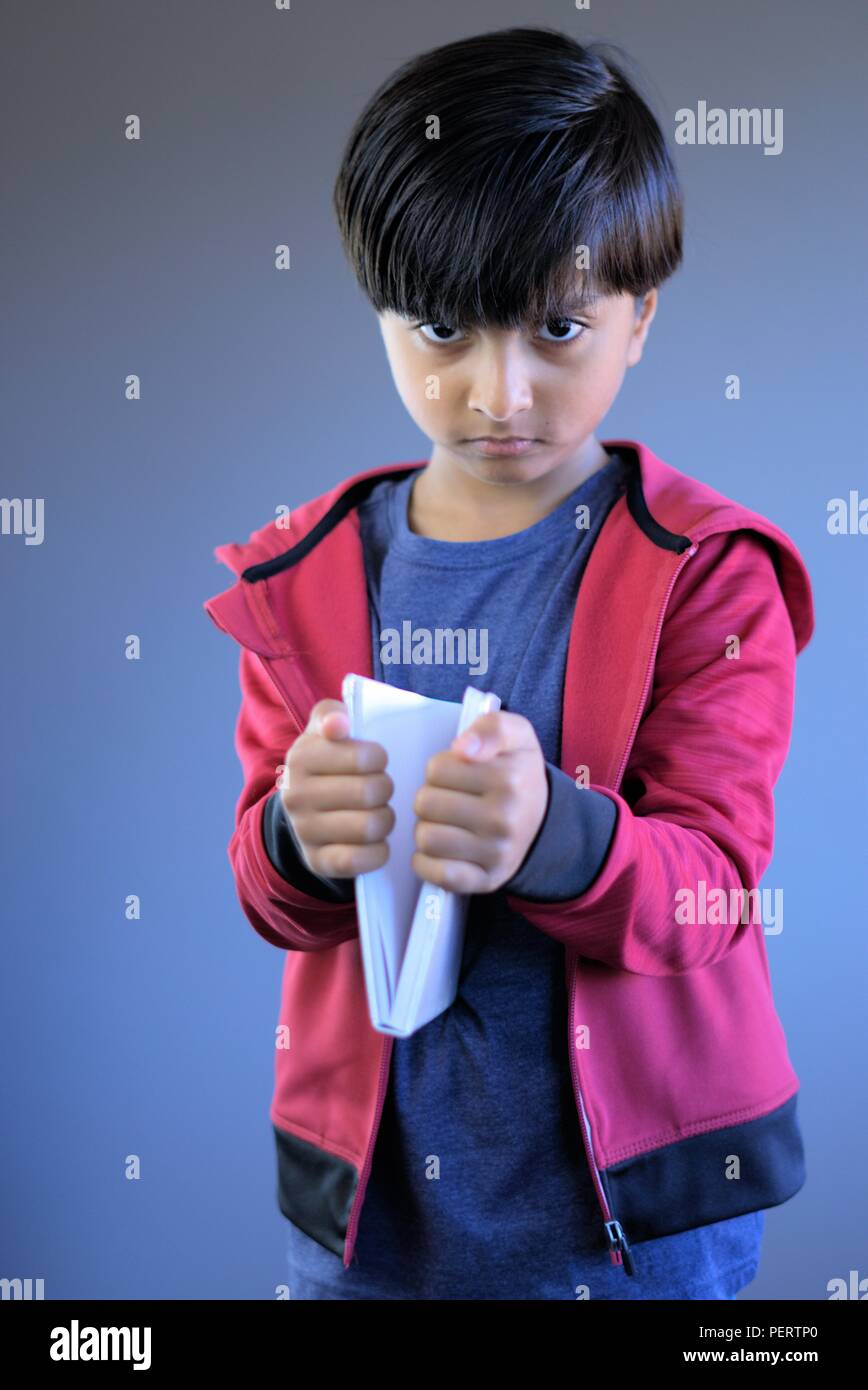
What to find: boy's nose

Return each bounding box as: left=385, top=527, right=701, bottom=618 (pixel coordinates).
left=466, top=341, right=534, bottom=420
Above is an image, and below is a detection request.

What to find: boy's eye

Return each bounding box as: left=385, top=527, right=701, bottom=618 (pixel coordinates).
left=536, top=318, right=588, bottom=345
left=415, top=322, right=466, bottom=344
left=412, top=318, right=588, bottom=347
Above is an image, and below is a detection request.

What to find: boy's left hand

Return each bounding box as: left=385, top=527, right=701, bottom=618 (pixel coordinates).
left=411, top=710, right=548, bottom=894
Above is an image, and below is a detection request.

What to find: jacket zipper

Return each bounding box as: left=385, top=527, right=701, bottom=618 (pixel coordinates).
left=343, top=1033, right=393, bottom=1267
left=567, top=964, right=636, bottom=1276
left=567, top=539, right=698, bottom=1278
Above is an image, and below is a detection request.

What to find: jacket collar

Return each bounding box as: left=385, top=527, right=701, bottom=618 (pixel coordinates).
left=203, top=440, right=815, bottom=780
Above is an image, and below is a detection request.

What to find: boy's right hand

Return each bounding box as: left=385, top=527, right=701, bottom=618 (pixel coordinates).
left=279, top=699, right=395, bottom=879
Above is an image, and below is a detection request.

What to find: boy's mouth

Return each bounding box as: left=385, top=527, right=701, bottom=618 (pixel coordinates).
left=462, top=436, right=543, bottom=456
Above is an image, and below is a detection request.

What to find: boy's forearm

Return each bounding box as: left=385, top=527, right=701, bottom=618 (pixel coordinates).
left=265, top=770, right=617, bottom=908
left=503, top=763, right=618, bottom=901
left=263, top=791, right=357, bottom=904
left=228, top=792, right=359, bottom=953
left=253, top=762, right=619, bottom=933
left=261, top=766, right=616, bottom=924
left=505, top=787, right=749, bottom=974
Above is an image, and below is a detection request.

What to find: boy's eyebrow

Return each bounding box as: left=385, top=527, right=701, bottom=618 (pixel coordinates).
left=561, top=296, right=600, bottom=314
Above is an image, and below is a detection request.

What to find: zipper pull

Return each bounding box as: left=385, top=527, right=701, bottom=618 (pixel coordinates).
left=605, top=1219, right=636, bottom=1277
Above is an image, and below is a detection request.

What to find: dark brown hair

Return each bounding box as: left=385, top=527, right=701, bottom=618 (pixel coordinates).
left=332, top=26, right=683, bottom=331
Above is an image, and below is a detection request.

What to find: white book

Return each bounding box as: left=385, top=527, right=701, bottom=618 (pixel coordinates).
left=341, top=672, right=502, bottom=1037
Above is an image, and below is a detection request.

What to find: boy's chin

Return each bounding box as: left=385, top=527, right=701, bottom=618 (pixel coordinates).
left=447, top=448, right=556, bottom=485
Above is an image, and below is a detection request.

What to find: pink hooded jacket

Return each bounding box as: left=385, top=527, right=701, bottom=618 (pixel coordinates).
left=203, top=439, right=815, bottom=1275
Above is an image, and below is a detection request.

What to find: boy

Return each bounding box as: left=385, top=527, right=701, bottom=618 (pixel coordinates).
left=204, top=27, right=814, bottom=1299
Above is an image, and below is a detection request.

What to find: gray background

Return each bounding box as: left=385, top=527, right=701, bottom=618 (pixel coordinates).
left=2, top=0, right=865, bottom=1300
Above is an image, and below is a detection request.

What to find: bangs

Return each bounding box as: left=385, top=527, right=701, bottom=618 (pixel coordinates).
left=333, top=27, right=683, bottom=330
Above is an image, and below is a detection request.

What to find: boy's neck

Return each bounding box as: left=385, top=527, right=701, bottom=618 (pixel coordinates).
left=408, top=436, right=612, bottom=541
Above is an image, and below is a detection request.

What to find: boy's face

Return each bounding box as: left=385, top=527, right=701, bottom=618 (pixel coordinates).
left=377, top=289, right=658, bottom=483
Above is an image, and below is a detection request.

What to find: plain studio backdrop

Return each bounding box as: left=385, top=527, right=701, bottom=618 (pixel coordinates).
left=1, top=0, right=865, bottom=1299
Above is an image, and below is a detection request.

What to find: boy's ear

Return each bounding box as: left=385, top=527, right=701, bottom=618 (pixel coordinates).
left=626, top=289, right=658, bottom=368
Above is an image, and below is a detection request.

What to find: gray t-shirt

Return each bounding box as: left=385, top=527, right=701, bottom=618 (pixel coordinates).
left=279, top=449, right=764, bottom=1298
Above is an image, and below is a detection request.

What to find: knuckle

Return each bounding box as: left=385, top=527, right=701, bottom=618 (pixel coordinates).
left=305, top=846, right=325, bottom=874
left=425, top=750, right=446, bottom=782
left=370, top=841, right=389, bottom=868
left=353, top=743, right=377, bottom=775
left=358, top=740, right=387, bottom=773
left=362, top=772, right=389, bottom=808
left=322, top=845, right=354, bottom=877
left=362, top=808, right=389, bottom=843
left=496, top=763, right=521, bottom=799
left=439, top=860, right=459, bottom=891
left=281, top=782, right=302, bottom=815
left=505, top=771, right=523, bottom=802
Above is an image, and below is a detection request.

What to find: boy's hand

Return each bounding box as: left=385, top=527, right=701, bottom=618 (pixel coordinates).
left=280, top=699, right=395, bottom=879
left=411, top=710, right=548, bottom=894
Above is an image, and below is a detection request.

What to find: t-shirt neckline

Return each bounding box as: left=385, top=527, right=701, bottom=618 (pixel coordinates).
left=385, top=447, right=624, bottom=567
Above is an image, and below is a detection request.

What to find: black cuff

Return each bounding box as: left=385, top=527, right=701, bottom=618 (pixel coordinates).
left=503, top=762, right=617, bottom=902
left=262, top=792, right=357, bottom=904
